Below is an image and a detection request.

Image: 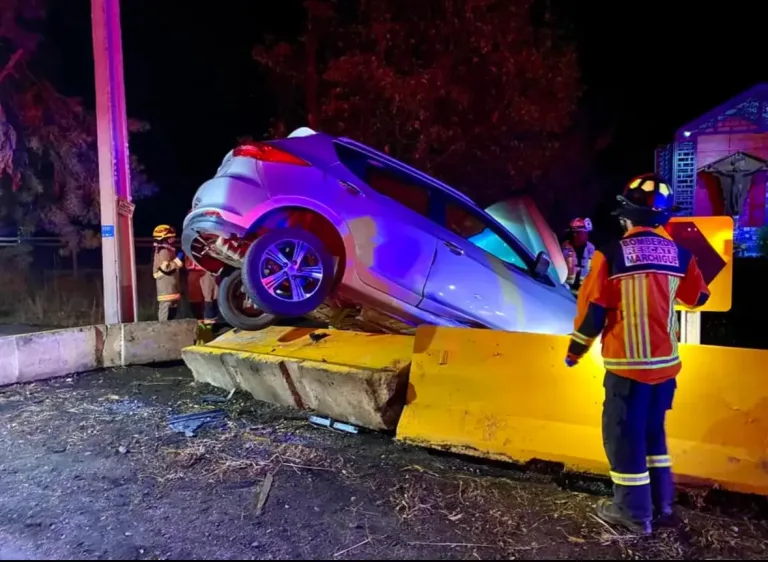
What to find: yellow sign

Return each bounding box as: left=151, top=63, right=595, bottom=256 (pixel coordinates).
left=664, top=216, right=734, bottom=312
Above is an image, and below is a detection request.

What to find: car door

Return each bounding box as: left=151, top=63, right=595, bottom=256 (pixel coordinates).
left=420, top=194, right=575, bottom=334
left=329, top=141, right=439, bottom=306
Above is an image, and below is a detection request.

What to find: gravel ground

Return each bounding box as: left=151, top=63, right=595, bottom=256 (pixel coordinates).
left=0, top=364, right=765, bottom=560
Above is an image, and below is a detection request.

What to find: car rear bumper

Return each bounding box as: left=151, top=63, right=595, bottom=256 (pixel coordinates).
left=182, top=212, right=248, bottom=263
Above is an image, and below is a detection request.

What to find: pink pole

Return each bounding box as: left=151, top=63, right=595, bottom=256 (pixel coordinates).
left=91, top=0, right=138, bottom=323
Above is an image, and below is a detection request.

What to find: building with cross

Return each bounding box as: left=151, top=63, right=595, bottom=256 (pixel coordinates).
left=655, top=83, right=768, bottom=256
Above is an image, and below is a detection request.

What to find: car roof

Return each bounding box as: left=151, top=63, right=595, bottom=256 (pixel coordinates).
left=333, top=137, right=480, bottom=209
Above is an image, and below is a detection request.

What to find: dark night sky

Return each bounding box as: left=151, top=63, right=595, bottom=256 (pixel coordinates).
left=46, top=0, right=767, bottom=236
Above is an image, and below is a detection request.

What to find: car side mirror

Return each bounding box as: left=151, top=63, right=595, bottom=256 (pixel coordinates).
left=533, top=251, right=551, bottom=277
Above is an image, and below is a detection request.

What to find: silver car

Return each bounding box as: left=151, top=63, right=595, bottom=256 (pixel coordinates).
left=183, top=128, right=576, bottom=334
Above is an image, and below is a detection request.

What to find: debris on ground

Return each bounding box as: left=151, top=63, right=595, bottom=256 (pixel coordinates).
left=167, top=409, right=228, bottom=437
left=0, top=365, right=765, bottom=560
left=309, top=415, right=360, bottom=434
left=309, top=331, right=330, bottom=343
left=200, top=388, right=236, bottom=404
left=255, top=473, right=274, bottom=516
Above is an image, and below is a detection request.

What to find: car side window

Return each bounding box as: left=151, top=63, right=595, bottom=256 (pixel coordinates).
left=444, top=201, right=528, bottom=271
left=333, top=142, right=431, bottom=217
left=364, top=164, right=430, bottom=217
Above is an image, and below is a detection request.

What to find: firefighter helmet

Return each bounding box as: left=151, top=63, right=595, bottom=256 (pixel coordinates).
left=568, top=217, right=593, bottom=232
left=152, top=224, right=177, bottom=241
left=613, top=174, right=676, bottom=225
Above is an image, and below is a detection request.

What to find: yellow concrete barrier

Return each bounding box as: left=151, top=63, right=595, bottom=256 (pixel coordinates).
left=396, top=326, right=768, bottom=496
left=182, top=327, right=414, bottom=431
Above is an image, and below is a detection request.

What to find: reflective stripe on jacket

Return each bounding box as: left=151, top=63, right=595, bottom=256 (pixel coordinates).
left=153, top=244, right=182, bottom=302
left=567, top=227, right=710, bottom=384
left=562, top=240, right=595, bottom=286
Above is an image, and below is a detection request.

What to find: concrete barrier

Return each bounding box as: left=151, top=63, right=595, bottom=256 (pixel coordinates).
left=0, top=320, right=198, bottom=386
left=396, top=326, right=768, bottom=496
left=182, top=327, right=413, bottom=431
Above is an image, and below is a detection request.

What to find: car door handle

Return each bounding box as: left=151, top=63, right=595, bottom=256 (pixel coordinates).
left=443, top=240, right=464, bottom=255
left=340, top=180, right=363, bottom=196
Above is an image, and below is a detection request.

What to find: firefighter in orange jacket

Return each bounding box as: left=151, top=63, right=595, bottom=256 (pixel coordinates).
left=564, top=174, right=710, bottom=535
left=152, top=225, right=184, bottom=321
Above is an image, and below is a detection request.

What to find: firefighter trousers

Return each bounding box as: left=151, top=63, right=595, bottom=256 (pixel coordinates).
left=200, top=273, right=218, bottom=324
left=158, top=300, right=179, bottom=322
left=602, top=371, right=677, bottom=523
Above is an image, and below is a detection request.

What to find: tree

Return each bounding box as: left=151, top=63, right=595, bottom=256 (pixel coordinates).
left=0, top=0, right=156, bottom=253
left=253, top=0, right=582, bottom=205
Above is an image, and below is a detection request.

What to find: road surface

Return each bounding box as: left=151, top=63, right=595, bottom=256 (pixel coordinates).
left=0, top=364, right=765, bottom=560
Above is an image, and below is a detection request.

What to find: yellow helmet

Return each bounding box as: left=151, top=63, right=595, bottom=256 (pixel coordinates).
left=152, top=224, right=176, bottom=241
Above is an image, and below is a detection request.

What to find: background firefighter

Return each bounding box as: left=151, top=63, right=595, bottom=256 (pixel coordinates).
left=152, top=224, right=185, bottom=321
left=562, top=217, right=595, bottom=292
left=563, top=174, right=710, bottom=535
left=183, top=209, right=219, bottom=326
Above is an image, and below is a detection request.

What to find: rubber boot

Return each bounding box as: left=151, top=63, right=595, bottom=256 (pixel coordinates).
left=597, top=484, right=652, bottom=535
left=596, top=499, right=652, bottom=536
left=650, top=467, right=677, bottom=527
left=203, top=301, right=218, bottom=326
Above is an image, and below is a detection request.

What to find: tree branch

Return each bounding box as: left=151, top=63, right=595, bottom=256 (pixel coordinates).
left=0, top=49, right=24, bottom=85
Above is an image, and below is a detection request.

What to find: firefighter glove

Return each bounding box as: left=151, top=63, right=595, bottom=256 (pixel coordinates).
left=564, top=353, right=579, bottom=368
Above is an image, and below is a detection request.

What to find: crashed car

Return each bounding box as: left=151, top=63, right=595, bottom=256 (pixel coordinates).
left=182, top=128, right=577, bottom=334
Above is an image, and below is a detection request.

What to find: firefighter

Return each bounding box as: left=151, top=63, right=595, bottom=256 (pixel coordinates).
left=562, top=217, right=596, bottom=292
left=152, top=224, right=184, bottom=321
left=563, top=174, right=710, bottom=535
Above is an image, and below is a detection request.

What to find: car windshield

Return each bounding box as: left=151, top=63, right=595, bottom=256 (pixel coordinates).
left=485, top=198, right=567, bottom=286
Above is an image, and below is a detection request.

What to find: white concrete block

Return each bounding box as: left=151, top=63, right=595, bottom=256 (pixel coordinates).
left=0, top=320, right=198, bottom=387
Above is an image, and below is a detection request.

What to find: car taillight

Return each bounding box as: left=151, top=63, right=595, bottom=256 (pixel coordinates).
left=233, top=143, right=310, bottom=166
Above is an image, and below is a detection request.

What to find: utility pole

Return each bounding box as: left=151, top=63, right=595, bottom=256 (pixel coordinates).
left=91, top=0, right=138, bottom=324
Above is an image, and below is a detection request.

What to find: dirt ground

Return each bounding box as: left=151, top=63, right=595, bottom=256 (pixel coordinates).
left=0, top=365, right=766, bottom=560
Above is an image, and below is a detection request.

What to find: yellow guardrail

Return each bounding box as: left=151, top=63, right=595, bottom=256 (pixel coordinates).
left=396, top=326, right=768, bottom=496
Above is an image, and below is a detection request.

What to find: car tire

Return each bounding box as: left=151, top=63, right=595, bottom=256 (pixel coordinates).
left=218, top=269, right=277, bottom=331
left=242, top=227, right=336, bottom=317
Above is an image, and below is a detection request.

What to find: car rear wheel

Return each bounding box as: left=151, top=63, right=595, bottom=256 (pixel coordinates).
left=218, top=269, right=277, bottom=331
left=242, top=227, right=335, bottom=317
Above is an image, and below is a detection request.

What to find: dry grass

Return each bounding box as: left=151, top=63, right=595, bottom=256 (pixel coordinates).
left=159, top=426, right=347, bottom=483
left=385, top=464, right=768, bottom=559
left=0, top=267, right=159, bottom=327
